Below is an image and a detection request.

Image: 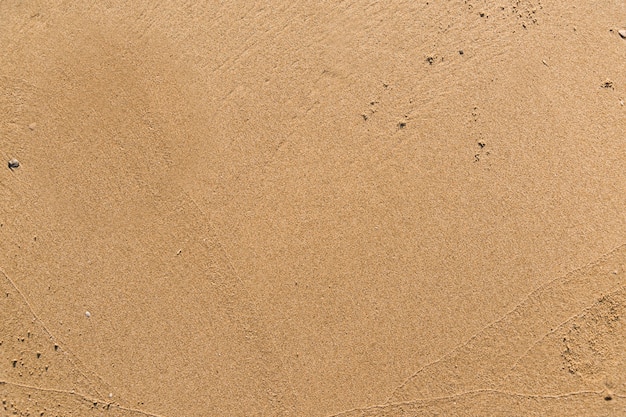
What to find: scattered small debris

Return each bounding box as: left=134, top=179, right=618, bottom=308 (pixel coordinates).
left=542, top=59, right=548, bottom=66
left=459, top=50, right=464, bottom=55
left=8, top=159, right=19, bottom=170
left=602, top=80, right=614, bottom=89
left=619, top=29, right=626, bottom=39
left=28, top=122, right=37, bottom=130
left=85, top=311, right=91, bottom=318
left=398, top=122, right=407, bottom=129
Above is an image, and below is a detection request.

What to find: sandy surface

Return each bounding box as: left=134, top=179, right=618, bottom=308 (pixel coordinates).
left=1, top=1, right=626, bottom=416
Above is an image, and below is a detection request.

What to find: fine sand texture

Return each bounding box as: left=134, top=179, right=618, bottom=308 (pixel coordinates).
left=2, top=1, right=626, bottom=416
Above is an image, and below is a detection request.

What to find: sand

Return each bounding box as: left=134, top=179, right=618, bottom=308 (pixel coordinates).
left=1, top=1, right=626, bottom=416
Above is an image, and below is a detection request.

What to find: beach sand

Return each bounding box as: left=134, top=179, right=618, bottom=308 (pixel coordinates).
left=1, top=1, right=626, bottom=415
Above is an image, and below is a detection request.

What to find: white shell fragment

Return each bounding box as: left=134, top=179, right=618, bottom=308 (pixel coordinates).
left=8, top=158, right=19, bottom=169
left=619, top=29, right=626, bottom=39
left=85, top=311, right=91, bottom=318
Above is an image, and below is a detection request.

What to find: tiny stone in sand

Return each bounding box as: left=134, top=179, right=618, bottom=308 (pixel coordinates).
left=85, top=311, right=91, bottom=318
left=619, top=29, right=626, bottom=39
left=8, top=159, right=19, bottom=169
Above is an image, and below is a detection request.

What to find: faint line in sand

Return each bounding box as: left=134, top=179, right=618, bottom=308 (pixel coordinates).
left=0, top=379, right=167, bottom=417
left=182, top=191, right=299, bottom=414
left=0, top=267, right=112, bottom=400
left=504, top=283, right=626, bottom=379
left=386, top=242, right=626, bottom=402
left=327, top=388, right=605, bottom=417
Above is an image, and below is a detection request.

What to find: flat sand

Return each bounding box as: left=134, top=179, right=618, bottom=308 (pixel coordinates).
left=1, top=1, right=626, bottom=416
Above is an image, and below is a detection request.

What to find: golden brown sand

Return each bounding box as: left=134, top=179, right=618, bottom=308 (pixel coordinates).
left=1, top=1, right=626, bottom=416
